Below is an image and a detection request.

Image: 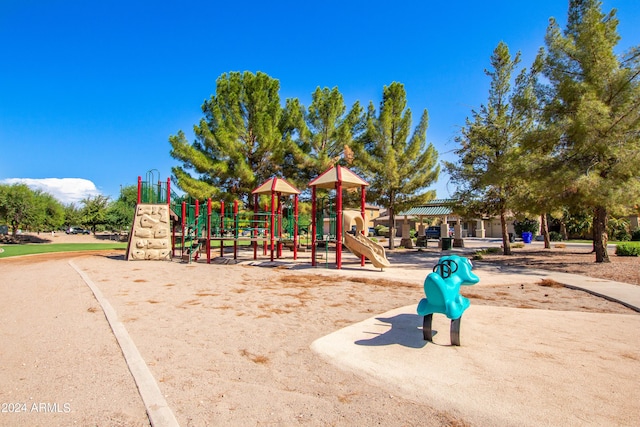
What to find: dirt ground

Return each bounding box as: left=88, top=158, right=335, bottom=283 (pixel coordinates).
left=475, top=244, right=640, bottom=286
left=0, top=235, right=638, bottom=426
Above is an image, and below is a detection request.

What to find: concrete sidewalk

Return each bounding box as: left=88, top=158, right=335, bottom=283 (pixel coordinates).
left=309, top=255, right=640, bottom=426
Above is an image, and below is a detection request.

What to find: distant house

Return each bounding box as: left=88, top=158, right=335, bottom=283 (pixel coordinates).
left=363, top=204, right=382, bottom=230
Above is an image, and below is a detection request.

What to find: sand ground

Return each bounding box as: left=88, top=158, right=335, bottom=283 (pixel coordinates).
left=0, top=234, right=639, bottom=426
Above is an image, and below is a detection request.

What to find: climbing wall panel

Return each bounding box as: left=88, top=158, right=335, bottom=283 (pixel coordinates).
left=126, top=204, right=171, bottom=260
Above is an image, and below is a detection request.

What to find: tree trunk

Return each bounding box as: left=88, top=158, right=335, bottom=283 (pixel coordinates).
left=560, top=221, right=568, bottom=240
left=500, top=210, right=511, bottom=255
left=593, top=206, right=610, bottom=263
left=388, top=207, right=395, bottom=250
left=541, top=213, right=550, bottom=249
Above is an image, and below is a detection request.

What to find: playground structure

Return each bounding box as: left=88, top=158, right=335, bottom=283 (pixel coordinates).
left=309, top=165, right=390, bottom=270
left=417, top=255, right=480, bottom=346
left=126, top=166, right=391, bottom=269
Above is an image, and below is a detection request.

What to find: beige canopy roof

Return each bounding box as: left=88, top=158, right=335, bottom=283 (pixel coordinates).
left=308, top=165, right=369, bottom=190
left=252, top=177, right=301, bottom=196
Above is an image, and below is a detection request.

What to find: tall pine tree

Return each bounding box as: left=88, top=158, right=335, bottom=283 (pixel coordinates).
left=539, top=0, right=640, bottom=262
left=281, top=87, right=363, bottom=185
left=355, top=82, right=439, bottom=250
left=170, top=71, right=285, bottom=205
left=446, top=42, right=538, bottom=255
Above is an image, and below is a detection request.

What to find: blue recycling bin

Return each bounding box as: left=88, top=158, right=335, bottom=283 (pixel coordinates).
left=522, top=231, right=533, bottom=243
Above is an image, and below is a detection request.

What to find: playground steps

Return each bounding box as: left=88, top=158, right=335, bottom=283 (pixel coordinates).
left=181, top=241, right=202, bottom=264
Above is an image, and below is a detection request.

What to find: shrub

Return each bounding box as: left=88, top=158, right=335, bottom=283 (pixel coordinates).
left=632, top=228, right=640, bottom=241
left=374, top=225, right=388, bottom=236
left=608, top=217, right=630, bottom=241
left=549, top=231, right=563, bottom=241
left=616, top=243, right=640, bottom=257
left=511, top=242, right=525, bottom=248
left=513, top=218, right=539, bottom=237
left=614, top=231, right=631, bottom=242
left=475, top=247, right=501, bottom=257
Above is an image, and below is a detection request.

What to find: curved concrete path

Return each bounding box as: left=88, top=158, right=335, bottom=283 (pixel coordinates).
left=69, top=261, right=179, bottom=427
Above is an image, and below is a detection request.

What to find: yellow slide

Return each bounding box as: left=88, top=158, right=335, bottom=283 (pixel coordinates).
left=342, top=210, right=391, bottom=269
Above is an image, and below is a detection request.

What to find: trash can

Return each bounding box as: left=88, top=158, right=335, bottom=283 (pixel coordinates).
left=508, top=232, right=515, bottom=243
left=441, top=237, right=452, bottom=250
left=522, top=231, right=533, bottom=244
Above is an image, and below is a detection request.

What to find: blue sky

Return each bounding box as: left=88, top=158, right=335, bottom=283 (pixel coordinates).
left=1, top=1, right=639, bottom=204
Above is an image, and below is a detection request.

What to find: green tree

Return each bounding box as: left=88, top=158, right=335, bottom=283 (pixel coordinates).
left=0, top=183, right=39, bottom=236
left=80, top=195, right=110, bottom=234
left=355, top=82, right=439, bottom=250
left=282, top=87, right=364, bottom=185
left=538, top=0, right=640, bottom=262
left=106, top=185, right=137, bottom=232
left=33, top=191, right=65, bottom=232
left=445, top=42, right=538, bottom=255
left=63, top=203, right=82, bottom=230
left=170, top=71, right=285, bottom=206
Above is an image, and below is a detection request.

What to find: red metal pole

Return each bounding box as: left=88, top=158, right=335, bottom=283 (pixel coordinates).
left=263, top=204, right=268, bottom=256
left=166, top=178, right=171, bottom=205
left=270, top=192, right=275, bottom=262
left=220, top=201, right=225, bottom=257
left=361, top=185, right=366, bottom=266
left=293, top=194, right=298, bottom=260
left=181, top=201, right=186, bottom=258
left=233, top=200, right=238, bottom=260
left=137, top=176, right=142, bottom=204
left=311, top=187, right=316, bottom=267
left=207, top=198, right=212, bottom=264
left=194, top=199, right=200, bottom=261
left=336, top=184, right=343, bottom=269
left=253, top=194, right=258, bottom=260
left=277, top=193, right=283, bottom=259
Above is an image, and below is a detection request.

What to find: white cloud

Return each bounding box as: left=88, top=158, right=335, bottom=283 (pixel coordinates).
left=1, top=178, right=101, bottom=205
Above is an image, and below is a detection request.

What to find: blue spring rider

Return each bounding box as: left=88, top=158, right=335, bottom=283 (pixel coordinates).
left=417, top=255, right=480, bottom=346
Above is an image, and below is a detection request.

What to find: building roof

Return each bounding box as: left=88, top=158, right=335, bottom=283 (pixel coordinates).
left=401, top=206, right=452, bottom=216
left=399, top=199, right=456, bottom=217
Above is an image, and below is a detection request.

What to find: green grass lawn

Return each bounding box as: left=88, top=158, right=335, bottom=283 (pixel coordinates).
left=0, top=243, right=127, bottom=258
